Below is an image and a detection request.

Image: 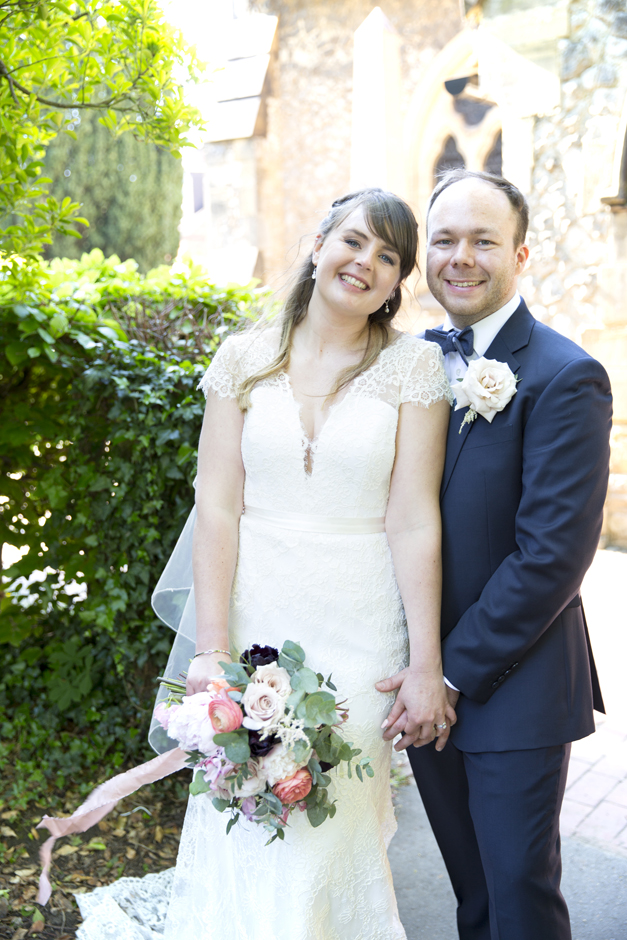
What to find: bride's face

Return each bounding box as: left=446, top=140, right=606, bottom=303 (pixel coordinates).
left=311, top=207, right=401, bottom=318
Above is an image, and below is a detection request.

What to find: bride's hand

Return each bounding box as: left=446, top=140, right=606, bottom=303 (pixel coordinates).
left=186, top=652, right=232, bottom=695
left=375, top=668, right=457, bottom=752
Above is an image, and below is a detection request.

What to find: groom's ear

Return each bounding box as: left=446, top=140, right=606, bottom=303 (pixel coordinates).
left=515, top=243, right=529, bottom=275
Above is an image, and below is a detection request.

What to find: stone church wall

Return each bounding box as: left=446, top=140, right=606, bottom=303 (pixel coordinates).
left=255, top=0, right=462, bottom=283
left=513, top=0, right=627, bottom=543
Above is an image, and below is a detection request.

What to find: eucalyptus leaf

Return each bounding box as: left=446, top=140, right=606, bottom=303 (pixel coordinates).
left=290, top=667, right=319, bottom=693
left=263, top=792, right=284, bottom=814
left=189, top=773, right=212, bottom=796
left=212, top=797, right=230, bottom=813
left=223, top=738, right=251, bottom=764
left=307, top=802, right=329, bottom=828
left=286, top=689, right=305, bottom=712
left=292, top=738, right=311, bottom=763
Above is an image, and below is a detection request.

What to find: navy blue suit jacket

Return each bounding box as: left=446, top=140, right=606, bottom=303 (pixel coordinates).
left=433, top=300, right=612, bottom=752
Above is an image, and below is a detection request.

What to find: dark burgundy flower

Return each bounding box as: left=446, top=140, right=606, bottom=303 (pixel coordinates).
left=240, top=644, right=279, bottom=669
left=319, top=761, right=334, bottom=773
left=248, top=729, right=280, bottom=757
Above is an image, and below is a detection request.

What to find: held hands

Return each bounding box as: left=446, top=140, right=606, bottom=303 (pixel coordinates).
left=186, top=651, right=232, bottom=695
left=375, top=667, right=457, bottom=752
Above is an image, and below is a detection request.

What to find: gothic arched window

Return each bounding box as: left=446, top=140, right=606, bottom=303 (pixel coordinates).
left=434, top=136, right=465, bottom=184
left=483, top=131, right=503, bottom=176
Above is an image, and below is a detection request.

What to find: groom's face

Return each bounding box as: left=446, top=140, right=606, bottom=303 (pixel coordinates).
left=426, top=179, right=529, bottom=326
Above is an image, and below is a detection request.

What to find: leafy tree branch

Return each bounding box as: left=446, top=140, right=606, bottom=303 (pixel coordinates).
left=0, top=0, right=206, bottom=260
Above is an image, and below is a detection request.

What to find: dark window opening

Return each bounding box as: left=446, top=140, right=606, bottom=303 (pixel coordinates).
left=434, top=136, right=466, bottom=184
left=483, top=131, right=503, bottom=176
left=454, top=96, right=494, bottom=127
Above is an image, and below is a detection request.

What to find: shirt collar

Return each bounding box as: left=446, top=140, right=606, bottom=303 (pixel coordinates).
left=443, top=293, right=521, bottom=358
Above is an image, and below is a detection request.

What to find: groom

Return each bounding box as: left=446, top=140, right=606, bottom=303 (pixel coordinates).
left=377, top=169, right=612, bottom=939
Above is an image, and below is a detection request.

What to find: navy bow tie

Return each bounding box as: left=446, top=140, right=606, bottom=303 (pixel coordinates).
left=424, top=326, right=474, bottom=364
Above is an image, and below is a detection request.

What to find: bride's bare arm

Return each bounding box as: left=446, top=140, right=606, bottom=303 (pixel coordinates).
left=186, top=393, right=245, bottom=694
left=377, top=397, right=456, bottom=751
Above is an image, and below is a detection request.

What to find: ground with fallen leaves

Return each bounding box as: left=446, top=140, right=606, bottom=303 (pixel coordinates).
left=0, top=760, right=412, bottom=938
left=0, top=776, right=189, bottom=939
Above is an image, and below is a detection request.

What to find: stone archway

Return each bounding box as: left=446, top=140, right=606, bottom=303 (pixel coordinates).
left=403, top=30, right=502, bottom=285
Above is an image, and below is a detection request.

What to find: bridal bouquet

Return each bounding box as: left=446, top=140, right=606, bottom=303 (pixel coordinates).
left=155, top=640, right=373, bottom=844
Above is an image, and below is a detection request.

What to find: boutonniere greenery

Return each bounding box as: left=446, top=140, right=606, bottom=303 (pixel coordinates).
left=456, top=357, right=520, bottom=433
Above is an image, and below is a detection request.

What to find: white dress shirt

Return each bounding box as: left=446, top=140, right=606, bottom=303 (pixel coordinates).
left=441, top=292, right=521, bottom=392
left=439, top=292, right=521, bottom=694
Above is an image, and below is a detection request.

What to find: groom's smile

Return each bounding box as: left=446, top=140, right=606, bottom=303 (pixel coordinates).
left=425, top=178, right=529, bottom=327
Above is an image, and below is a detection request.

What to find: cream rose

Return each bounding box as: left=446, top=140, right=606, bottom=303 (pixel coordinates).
left=242, top=681, right=286, bottom=731
left=252, top=662, right=292, bottom=699
left=455, top=357, right=518, bottom=423
left=259, top=742, right=312, bottom=787
left=232, top=761, right=268, bottom=798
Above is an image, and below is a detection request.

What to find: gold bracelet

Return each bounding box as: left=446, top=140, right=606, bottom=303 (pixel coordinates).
left=194, top=648, right=232, bottom=659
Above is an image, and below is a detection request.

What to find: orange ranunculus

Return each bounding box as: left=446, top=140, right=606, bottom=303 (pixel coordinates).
left=273, top=767, right=312, bottom=804
left=208, top=690, right=243, bottom=733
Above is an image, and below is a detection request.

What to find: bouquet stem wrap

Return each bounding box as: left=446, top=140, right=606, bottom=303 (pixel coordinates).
left=36, top=746, right=188, bottom=905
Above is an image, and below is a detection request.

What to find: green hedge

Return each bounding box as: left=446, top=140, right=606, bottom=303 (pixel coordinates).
left=0, top=251, right=264, bottom=814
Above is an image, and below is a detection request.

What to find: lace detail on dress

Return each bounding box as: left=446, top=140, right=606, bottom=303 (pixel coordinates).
left=198, top=331, right=277, bottom=400
left=198, top=330, right=453, bottom=411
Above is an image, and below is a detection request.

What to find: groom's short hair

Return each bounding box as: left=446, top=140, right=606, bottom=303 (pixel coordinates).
left=428, top=169, right=530, bottom=248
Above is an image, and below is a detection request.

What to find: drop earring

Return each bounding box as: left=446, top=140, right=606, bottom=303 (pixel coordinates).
left=311, top=266, right=317, bottom=280
left=384, top=298, right=390, bottom=315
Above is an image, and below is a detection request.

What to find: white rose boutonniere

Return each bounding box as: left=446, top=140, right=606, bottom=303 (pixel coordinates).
left=455, top=357, right=519, bottom=433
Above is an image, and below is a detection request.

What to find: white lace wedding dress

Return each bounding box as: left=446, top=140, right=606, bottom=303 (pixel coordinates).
left=75, top=329, right=452, bottom=940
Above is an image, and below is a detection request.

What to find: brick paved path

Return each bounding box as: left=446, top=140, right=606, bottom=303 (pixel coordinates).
left=563, top=549, right=627, bottom=855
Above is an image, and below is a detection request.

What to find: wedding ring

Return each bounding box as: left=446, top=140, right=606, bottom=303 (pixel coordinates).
left=435, top=722, right=447, bottom=731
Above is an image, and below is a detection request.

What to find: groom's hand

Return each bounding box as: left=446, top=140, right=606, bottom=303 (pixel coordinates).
left=375, top=668, right=457, bottom=752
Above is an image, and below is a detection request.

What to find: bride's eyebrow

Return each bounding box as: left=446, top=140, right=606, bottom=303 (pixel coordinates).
left=344, top=228, right=399, bottom=255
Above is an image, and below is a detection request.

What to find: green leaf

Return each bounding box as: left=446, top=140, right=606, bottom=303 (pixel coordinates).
left=291, top=738, right=311, bottom=763
left=189, top=772, right=212, bottom=796
left=211, top=797, right=230, bottom=813
left=307, top=802, right=329, bottom=828
left=213, top=730, right=250, bottom=764
left=226, top=816, right=238, bottom=835
left=296, top=691, right=338, bottom=728
left=278, top=640, right=306, bottom=674
left=262, top=791, right=283, bottom=814
left=286, top=688, right=305, bottom=712
left=290, top=667, right=319, bottom=694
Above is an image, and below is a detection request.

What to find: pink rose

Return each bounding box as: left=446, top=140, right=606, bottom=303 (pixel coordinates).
left=273, top=767, right=312, bottom=805
left=209, top=690, right=243, bottom=733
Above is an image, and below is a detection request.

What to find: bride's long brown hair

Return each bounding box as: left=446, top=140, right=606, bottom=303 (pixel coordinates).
left=236, top=188, right=419, bottom=411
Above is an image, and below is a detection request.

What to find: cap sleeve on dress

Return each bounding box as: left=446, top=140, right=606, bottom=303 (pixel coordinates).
left=198, top=335, right=242, bottom=400
left=400, top=339, right=454, bottom=409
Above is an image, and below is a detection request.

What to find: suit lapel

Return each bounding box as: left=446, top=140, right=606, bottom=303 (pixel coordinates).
left=440, top=301, right=535, bottom=498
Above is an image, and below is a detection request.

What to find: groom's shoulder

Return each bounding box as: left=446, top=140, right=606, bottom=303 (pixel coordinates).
left=523, top=307, right=608, bottom=382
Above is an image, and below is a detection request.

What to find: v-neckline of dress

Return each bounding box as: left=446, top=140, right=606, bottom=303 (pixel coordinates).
left=282, top=372, right=353, bottom=476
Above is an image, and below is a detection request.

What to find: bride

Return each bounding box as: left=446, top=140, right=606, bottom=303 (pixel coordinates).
left=78, top=188, right=455, bottom=940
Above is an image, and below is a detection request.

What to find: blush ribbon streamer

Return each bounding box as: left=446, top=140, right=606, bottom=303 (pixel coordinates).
left=36, top=746, right=189, bottom=905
